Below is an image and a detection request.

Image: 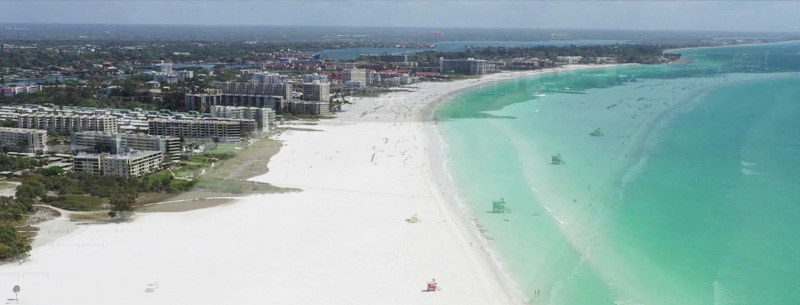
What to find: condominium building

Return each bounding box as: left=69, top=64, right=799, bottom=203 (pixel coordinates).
left=302, top=81, right=331, bottom=102
left=153, top=72, right=178, bottom=84
left=185, top=93, right=286, bottom=113
left=71, top=131, right=181, bottom=166
left=343, top=68, right=367, bottom=85
left=213, top=82, right=292, bottom=100
left=148, top=118, right=253, bottom=143
left=73, top=150, right=163, bottom=178
left=18, top=114, right=119, bottom=135
left=210, top=106, right=275, bottom=132
left=289, top=101, right=331, bottom=116
left=176, top=70, right=194, bottom=81
left=555, top=56, right=583, bottom=64
left=366, top=70, right=382, bottom=86
left=440, top=58, right=487, bottom=75
left=0, top=127, right=48, bottom=153
left=154, top=61, right=174, bottom=74
left=251, top=72, right=284, bottom=84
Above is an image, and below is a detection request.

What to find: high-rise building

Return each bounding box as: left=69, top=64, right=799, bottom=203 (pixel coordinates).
left=0, top=127, right=48, bottom=153
left=343, top=68, right=367, bottom=85
left=302, top=81, right=331, bottom=102
left=440, top=58, right=487, bottom=75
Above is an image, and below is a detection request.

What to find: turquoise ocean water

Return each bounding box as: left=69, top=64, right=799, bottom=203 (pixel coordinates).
left=435, top=43, right=800, bottom=305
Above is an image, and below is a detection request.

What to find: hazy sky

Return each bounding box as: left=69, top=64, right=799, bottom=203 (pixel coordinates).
left=4, top=1, right=799, bottom=32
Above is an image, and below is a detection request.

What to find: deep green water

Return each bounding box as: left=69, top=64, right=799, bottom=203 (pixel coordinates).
left=435, top=43, right=800, bottom=305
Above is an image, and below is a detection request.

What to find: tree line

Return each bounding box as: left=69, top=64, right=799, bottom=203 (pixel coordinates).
left=0, top=162, right=197, bottom=260
left=410, top=44, right=681, bottom=66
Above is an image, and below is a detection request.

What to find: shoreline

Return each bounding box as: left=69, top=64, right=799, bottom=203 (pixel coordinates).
left=419, top=64, right=630, bottom=305
left=423, top=67, right=800, bottom=303
left=666, top=39, right=800, bottom=53
left=4, top=64, right=625, bottom=305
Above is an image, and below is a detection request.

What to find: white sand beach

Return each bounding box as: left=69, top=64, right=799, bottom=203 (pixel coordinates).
left=0, top=65, right=610, bottom=305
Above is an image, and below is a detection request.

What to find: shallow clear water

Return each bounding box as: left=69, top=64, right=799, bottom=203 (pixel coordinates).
left=435, top=42, right=800, bottom=304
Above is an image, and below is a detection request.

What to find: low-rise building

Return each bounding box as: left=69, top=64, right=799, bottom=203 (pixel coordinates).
left=2, top=85, right=42, bottom=97
left=71, top=131, right=181, bottom=166
left=556, top=56, right=583, bottom=64
left=213, top=82, right=292, bottom=100
left=185, top=93, right=285, bottom=113
left=0, top=127, right=48, bottom=153
left=73, top=150, right=163, bottom=178
left=289, top=101, right=331, bottom=116
left=147, top=118, right=251, bottom=143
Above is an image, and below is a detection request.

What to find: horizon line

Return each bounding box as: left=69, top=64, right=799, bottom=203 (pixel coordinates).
left=1, top=23, right=799, bottom=35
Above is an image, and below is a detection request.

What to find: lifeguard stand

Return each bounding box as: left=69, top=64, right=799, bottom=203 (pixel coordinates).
left=551, top=153, right=563, bottom=165
left=492, top=198, right=511, bottom=213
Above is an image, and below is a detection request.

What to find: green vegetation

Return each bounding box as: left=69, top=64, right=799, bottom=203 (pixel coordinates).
left=43, top=195, right=103, bottom=211
left=0, top=80, right=184, bottom=111
left=411, top=44, right=681, bottom=66
left=0, top=154, right=48, bottom=171
left=0, top=225, right=30, bottom=260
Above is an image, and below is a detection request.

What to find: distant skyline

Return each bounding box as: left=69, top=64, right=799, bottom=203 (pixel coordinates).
left=4, top=1, right=800, bottom=33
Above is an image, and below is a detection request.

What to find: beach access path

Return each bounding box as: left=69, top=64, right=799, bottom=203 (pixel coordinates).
left=0, top=65, right=609, bottom=305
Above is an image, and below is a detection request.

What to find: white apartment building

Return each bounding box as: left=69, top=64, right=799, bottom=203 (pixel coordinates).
left=210, top=106, right=275, bottom=132
left=18, top=114, right=119, bottom=135
left=73, top=150, right=163, bottom=178
left=251, top=72, right=284, bottom=84
left=71, top=131, right=181, bottom=166
left=154, top=61, right=174, bottom=74
left=176, top=70, right=194, bottom=81
left=555, top=56, right=583, bottom=64
left=147, top=118, right=251, bottom=143
left=343, top=68, right=367, bottom=86
left=0, top=127, right=48, bottom=153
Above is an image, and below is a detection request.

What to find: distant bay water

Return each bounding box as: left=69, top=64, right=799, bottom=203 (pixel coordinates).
left=435, top=42, right=800, bottom=304
left=316, top=39, right=629, bottom=60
